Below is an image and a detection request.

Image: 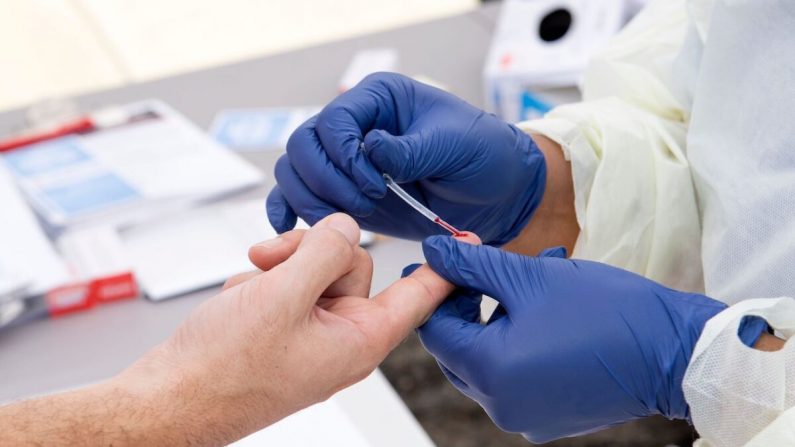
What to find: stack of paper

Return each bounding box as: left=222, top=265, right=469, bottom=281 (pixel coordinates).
left=0, top=100, right=268, bottom=325
left=0, top=260, right=31, bottom=305
left=0, top=163, right=70, bottom=297
left=3, top=100, right=264, bottom=232
left=120, top=199, right=302, bottom=301
left=0, top=161, right=69, bottom=328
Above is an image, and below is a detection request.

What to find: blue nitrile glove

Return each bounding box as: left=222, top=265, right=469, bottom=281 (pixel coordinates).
left=414, top=237, right=768, bottom=443
left=266, top=72, right=546, bottom=245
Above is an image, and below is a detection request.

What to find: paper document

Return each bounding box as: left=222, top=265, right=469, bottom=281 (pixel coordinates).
left=120, top=200, right=307, bottom=301
left=210, top=106, right=321, bottom=151
left=0, top=259, right=30, bottom=304
left=120, top=197, right=376, bottom=300
left=0, top=163, right=69, bottom=296
left=57, top=226, right=131, bottom=281
left=2, top=101, right=264, bottom=230
left=0, top=300, right=26, bottom=328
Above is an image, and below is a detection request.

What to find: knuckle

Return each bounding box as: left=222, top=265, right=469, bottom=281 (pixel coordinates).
left=302, top=210, right=328, bottom=226
left=400, top=275, right=436, bottom=304
left=319, top=101, right=342, bottom=116
left=283, top=141, right=302, bottom=162
left=285, top=121, right=313, bottom=155
left=273, top=155, right=292, bottom=181
left=317, top=102, right=348, bottom=128
left=280, top=228, right=307, bottom=245
left=238, top=275, right=276, bottom=315
left=311, top=228, right=354, bottom=261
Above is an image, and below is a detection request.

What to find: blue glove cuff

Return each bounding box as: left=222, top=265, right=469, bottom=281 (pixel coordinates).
left=737, top=315, right=770, bottom=348
left=655, top=292, right=727, bottom=422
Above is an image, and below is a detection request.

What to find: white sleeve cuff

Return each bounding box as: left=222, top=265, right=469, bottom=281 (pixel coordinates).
left=684, top=297, right=795, bottom=447
left=517, top=98, right=702, bottom=292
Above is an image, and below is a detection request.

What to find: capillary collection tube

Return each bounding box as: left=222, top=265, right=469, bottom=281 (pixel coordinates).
left=382, top=173, right=463, bottom=236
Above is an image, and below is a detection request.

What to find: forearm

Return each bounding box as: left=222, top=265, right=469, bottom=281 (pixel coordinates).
left=1, top=346, right=264, bottom=446
left=3, top=380, right=175, bottom=446
left=755, top=333, right=785, bottom=352
left=503, top=134, right=578, bottom=257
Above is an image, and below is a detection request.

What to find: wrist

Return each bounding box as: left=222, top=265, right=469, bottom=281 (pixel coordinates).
left=108, top=346, right=206, bottom=444
left=113, top=342, right=273, bottom=445
left=503, top=133, right=578, bottom=256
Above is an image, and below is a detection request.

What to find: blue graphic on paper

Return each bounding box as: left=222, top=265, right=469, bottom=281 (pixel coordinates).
left=212, top=110, right=291, bottom=150
left=41, top=173, right=139, bottom=216
left=4, top=137, right=91, bottom=177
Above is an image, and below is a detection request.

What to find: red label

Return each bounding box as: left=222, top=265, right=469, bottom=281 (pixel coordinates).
left=46, top=272, right=138, bottom=317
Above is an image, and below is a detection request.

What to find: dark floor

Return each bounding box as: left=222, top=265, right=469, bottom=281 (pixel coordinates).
left=380, top=334, right=697, bottom=447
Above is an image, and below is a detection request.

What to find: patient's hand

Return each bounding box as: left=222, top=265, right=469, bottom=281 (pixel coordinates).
left=123, top=213, right=479, bottom=444
left=2, top=213, right=479, bottom=446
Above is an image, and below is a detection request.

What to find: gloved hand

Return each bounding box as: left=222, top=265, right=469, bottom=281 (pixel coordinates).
left=414, top=237, right=768, bottom=443
left=267, top=72, right=546, bottom=245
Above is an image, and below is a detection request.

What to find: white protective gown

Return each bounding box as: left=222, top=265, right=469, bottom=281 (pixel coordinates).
left=518, top=0, right=795, bottom=445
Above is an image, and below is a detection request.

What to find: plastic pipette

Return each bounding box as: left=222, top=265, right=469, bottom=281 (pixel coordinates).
left=382, top=173, right=463, bottom=236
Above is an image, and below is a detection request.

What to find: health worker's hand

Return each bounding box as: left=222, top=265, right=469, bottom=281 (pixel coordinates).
left=414, top=237, right=768, bottom=443
left=267, top=72, right=546, bottom=245
left=115, top=214, right=480, bottom=445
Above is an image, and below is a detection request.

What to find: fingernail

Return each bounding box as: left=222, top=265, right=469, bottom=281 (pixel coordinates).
left=254, top=237, right=285, bottom=250
left=316, top=213, right=360, bottom=245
